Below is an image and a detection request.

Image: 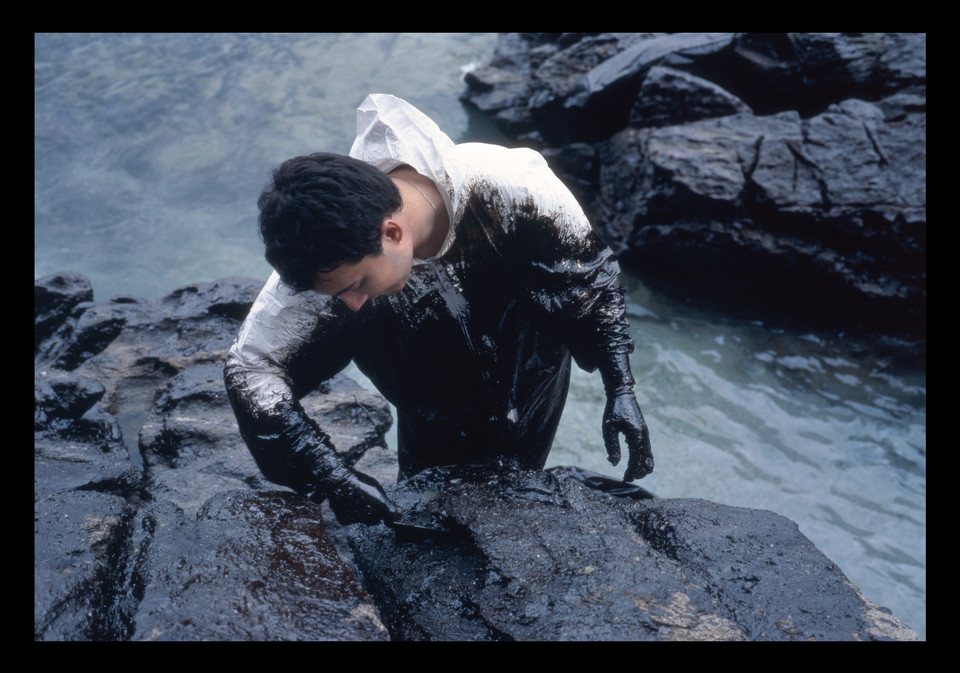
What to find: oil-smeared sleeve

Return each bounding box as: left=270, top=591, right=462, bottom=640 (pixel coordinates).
left=223, top=271, right=354, bottom=495
left=502, top=151, right=634, bottom=373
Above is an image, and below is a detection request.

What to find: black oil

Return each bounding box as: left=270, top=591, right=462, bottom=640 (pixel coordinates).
left=34, top=33, right=925, bottom=639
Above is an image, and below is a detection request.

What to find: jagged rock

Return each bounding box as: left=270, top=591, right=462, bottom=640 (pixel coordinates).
left=348, top=465, right=919, bottom=641
left=538, top=33, right=738, bottom=144
left=34, top=272, right=394, bottom=641
left=594, top=98, right=924, bottom=333
left=630, top=65, right=753, bottom=129
left=40, top=301, right=129, bottom=371
left=35, top=369, right=105, bottom=430
left=463, top=32, right=925, bottom=337
left=60, top=277, right=265, bottom=460
left=34, top=272, right=94, bottom=353
left=464, top=33, right=925, bottom=145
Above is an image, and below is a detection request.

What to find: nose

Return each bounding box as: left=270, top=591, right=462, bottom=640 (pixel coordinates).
left=340, top=291, right=369, bottom=312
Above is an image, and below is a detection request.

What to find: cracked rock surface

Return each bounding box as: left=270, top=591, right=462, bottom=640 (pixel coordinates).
left=34, top=271, right=917, bottom=640
left=347, top=465, right=917, bottom=641
left=462, top=32, right=925, bottom=336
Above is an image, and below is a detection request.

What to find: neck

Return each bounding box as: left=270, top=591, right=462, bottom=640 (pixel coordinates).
left=390, top=171, right=448, bottom=259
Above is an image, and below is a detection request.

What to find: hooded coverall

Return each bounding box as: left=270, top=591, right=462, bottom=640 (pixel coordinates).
left=224, top=94, right=648, bottom=521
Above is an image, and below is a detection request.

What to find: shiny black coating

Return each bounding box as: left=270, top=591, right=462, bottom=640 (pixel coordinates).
left=225, top=184, right=636, bottom=490
left=551, top=465, right=656, bottom=500
left=224, top=97, right=654, bottom=521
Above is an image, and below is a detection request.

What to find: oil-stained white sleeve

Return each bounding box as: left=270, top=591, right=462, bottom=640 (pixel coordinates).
left=452, top=142, right=634, bottom=373
left=224, top=271, right=353, bottom=494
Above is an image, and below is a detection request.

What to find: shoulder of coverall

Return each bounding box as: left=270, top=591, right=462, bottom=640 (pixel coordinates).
left=348, top=94, right=591, bottom=241
left=444, top=141, right=593, bottom=239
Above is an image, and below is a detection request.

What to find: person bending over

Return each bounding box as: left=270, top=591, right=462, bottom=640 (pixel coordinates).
left=224, top=94, right=653, bottom=525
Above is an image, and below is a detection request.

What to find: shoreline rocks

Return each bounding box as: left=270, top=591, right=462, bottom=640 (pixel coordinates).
left=462, top=33, right=925, bottom=338
left=350, top=465, right=917, bottom=641
left=34, top=271, right=919, bottom=640
left=35, top=272, right=393, bottom=641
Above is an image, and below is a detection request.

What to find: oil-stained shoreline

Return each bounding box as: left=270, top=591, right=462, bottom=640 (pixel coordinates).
left=34, top=271, right=918, bottom=640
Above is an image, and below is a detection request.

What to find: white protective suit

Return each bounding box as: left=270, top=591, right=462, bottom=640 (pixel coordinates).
left=224, top=94, right=641, bottom=505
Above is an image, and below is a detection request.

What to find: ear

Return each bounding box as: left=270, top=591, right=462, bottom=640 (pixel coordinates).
left=380, top=218, right=403, bottom=243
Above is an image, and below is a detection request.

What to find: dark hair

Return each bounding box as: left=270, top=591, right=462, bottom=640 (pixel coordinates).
left=257, top=152, right=402, bottom=291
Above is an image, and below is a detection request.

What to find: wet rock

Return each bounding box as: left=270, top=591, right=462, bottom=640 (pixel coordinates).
left=39, top=301, right=129, bottom=371
left=34, top=368, right=139, bottom=499
left=628, top=65, right=753, bottom=129
left=139, top=362, right=392, bottom=519
left=35, top=272, right=394, bottom=641
left=35, top=369, right=146, bottom=640
left=130, top=491, right=388, bottom=641
left=35, top=488, right=139, bottom=640
left=348, top=465, right=919, bottom=641
left=596, top=99, right=924, bottom=333
left=34, top=271, right=94, bottom=353
left=461, top=32, right=926, bottom=337
left=35, top=266, right=918, bottom=640
left=536, top=33, right=738, bottom=144
left=138, top=362, right=268, bottom=518
left=35, top=369, right=105, bottom=431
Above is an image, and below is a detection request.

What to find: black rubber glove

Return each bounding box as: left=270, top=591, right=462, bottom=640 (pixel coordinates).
left=309, top=463, right=401, bottom=526
left=301, top=432, right=401, bottom=526
left=602, top=393, right=654, bottom=481
left=597, top=352, right=654, bottom=482
left=320, top=466, right=402, bottom=526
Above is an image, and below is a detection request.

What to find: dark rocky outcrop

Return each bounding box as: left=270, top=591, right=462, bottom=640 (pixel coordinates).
left=34, top=271, right=918, bottom=640
left=462, top=33, right=925, bottom=337
left=350, top=465, right=917, bottom=641
left=35, top=272, right=392, bottom=641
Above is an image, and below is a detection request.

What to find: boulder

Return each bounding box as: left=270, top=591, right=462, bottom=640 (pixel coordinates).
left=595, top=99, right=924, bottom=333
left=348, top=465, right=917, bottom=641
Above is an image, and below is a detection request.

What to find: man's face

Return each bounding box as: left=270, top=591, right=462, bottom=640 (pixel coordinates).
left=314, top=245, right=412, bottom=312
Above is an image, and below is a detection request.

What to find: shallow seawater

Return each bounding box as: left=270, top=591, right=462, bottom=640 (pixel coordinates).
left=35, top=32, right=925, bottom=639
left=34, top=32, right=502, bottom=300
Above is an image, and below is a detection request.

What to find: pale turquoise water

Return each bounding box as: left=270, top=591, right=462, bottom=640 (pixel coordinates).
left=35, top=33, right=925, bottom=639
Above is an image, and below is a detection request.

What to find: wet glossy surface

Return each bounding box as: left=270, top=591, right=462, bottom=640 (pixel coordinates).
left=35, top=33, right=925, bottom=638
left=544, top=274, right=926, bottom=638
left=349, top=464, right=917, bottom=640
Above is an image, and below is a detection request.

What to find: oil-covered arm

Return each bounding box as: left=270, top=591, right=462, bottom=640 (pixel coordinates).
left=507, top=159, right=654, bottom=481
left=223, top=272, right=400, bottom=524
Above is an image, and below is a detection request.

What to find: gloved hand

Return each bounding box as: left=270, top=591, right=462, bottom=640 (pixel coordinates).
left=309, top=458, right=401, bottom=526
left=596, top=351, right=653, bottom=482
left=325, top=467, right=401, bottom=525
left=603, top=392, right=654, bottom=482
